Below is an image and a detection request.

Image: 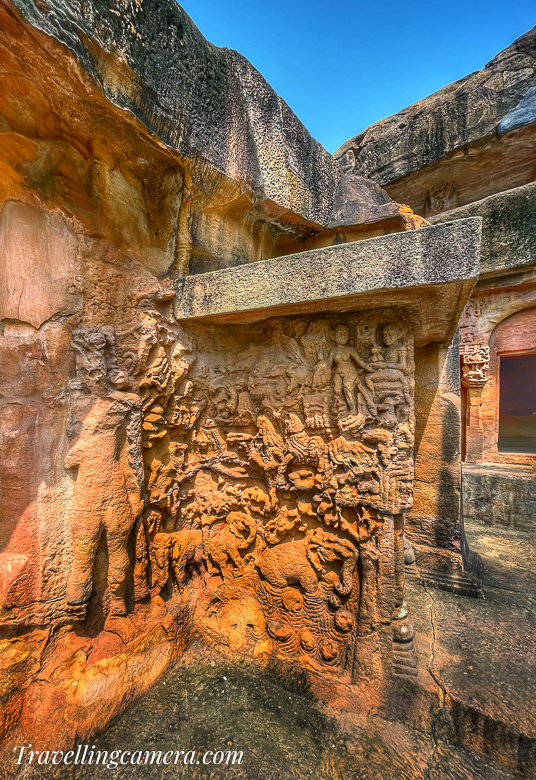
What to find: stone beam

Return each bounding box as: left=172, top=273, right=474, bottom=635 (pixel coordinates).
left=176, top=218, right=482, bottom=347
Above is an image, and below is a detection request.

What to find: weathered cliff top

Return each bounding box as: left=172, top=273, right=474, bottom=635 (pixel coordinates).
left=11, top=0, right=341, bottom=227
left=335, top=26, right=536, bottom=188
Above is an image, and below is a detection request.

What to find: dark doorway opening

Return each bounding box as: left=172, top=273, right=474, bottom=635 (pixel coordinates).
left=498, top=353, right=536, bottom=453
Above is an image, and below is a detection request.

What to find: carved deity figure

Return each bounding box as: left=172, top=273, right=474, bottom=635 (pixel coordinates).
left=322, top=325, right=376, bottom=416
left=65, top=392, right=143, bottom=616
left=364, top=323, right=413, bottom=412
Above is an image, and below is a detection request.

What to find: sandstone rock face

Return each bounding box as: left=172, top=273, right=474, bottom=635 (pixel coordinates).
left=335, top=26, right=536, bottom=187
left=12, top=0, right=341, bottom=230
left=335, top=27, right=536, bottom=218
left=176, top=219, right=480, bottom=336
left=498, top=84, right=536, bottom=134
left=5, top=0, right=426, bottom=274
left=0, top=0, right=483, bottom=765
left=430, top=181, right=536, bottom=274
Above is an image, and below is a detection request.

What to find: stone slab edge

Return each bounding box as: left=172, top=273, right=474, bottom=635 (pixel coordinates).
left=430, top=182, right=536, bottom=277
left=176, top=218, right=482, bottom=335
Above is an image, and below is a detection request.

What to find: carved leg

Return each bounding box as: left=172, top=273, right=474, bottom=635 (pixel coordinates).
left=357, top=542, right=380, bottom=634
left=360, top=377, right=377, bottom=416
left=171, top=558, right=187, bottom=592
left=133, top=514, right=149, bottom=600
left=342, top=375, right=358, bottom=414
left=150, top=539, right=172, bottom=592
left=228, top=547, right=245, bottom=575
left=106, top=505, right=134, bottom=616
left=393, top=513, right=406, bottom=617
left=275, top=454, right=294, bottom=489
left=66, top=506, right=103, bottom=607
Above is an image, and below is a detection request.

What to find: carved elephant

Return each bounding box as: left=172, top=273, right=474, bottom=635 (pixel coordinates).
left=256, top=528, right=358, bottom=596
left=150, top=528, right=205, bottom=593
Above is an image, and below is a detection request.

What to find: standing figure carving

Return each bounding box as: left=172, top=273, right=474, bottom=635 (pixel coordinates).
left=65, top=392, right=143, bottom=617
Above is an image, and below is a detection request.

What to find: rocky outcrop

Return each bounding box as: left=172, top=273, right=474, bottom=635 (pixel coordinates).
left=430, top=181, right=536, bottom=276
left=335, top=27, right=536, bottom=216
left=0, top=0, right=484, bottom=759
left=11, top=0, right=341, bottom=230
left=498, top=84, right=536, bottom=134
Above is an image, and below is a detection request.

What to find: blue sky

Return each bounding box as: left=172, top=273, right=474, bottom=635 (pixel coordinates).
left=179, top=0, right=535, bottom=153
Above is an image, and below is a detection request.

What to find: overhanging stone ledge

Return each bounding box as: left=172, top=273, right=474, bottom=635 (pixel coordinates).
left=175, top=217, right=482, bottom=347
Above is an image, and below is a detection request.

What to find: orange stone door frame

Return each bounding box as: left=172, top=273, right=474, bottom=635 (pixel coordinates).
left=464, top=307, right=536, bottom=466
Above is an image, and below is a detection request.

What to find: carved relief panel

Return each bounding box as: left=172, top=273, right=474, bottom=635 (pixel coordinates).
left=1, top=277, right=416, bottom=681
left=136, top=310, right=416, bottom=680
left=461, top=344, right=490, bottom=387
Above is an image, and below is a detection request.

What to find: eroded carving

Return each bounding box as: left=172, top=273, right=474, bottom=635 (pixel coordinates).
left=5, top=291, right=415, bottom=682
left=462, top=344, right=490, bottom=387
left=65, top=392, right=143, bottom=617
left=130, top=310, right=416, bottom=679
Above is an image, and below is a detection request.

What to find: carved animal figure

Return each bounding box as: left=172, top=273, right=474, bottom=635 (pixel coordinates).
left=203, top=512, right=257, bottom=578
left=256, top=528, right=358, bottom=597
left=248, top=416, right=285, bottom=508
left=250, top=416, right=284, bottom=468
left=150, top=529, right=205, bottom=593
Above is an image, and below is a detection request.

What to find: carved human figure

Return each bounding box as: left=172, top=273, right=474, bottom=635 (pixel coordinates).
left=135, top=311, right=416, bottom=671
left=247, top=415, right=285, bottom=508
left=356, top=509, right=383, bottom=634
left=364, top=323, right=413, bottom=411
left=65, top=392, right=143, bottom=616
left=148, top=442, right=188, bottom=520
left=276, top=414, right=328, bottom=488
left=323, top=325, right=375, bottom=416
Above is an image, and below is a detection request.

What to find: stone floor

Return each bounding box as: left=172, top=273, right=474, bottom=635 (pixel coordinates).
left=13, top=521, right=536, bottom=780
left=407, top=521, right=536, bottom=778
left=16, top=647, right=519, bottom=780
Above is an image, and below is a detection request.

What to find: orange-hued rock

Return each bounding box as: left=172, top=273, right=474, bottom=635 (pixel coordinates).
left=0, top=0, right=490, bottom=768
left=0, top=600, right=193, bottom=759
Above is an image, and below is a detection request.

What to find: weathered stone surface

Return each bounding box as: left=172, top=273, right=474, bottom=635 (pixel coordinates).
left=177, top=219, right=481, bottom=345
left=498, top=84, right=536, bottom=134
left=11, top=548, right=533, bottom=780
left=409, top=335, right=463, bottom=553
left=0, top=202, right=80, bottom=327
left=464, top=521, right=536, bottom=605
left=430, top=182, right=536, bottom=276
left=0, top=0, right=425, bottom=281
left=11, top=0, right=341, bottom=228
left=335, top=28, right=536, bottom=220
left=463, top=463, right=536, bottom=530
left=327, top=147, right=429, bottom=231
left=3, top=1, right=531, bottom=777
left=335, top=26, right=536, bottom=188
left=412, top=576, right=536, bottom=777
